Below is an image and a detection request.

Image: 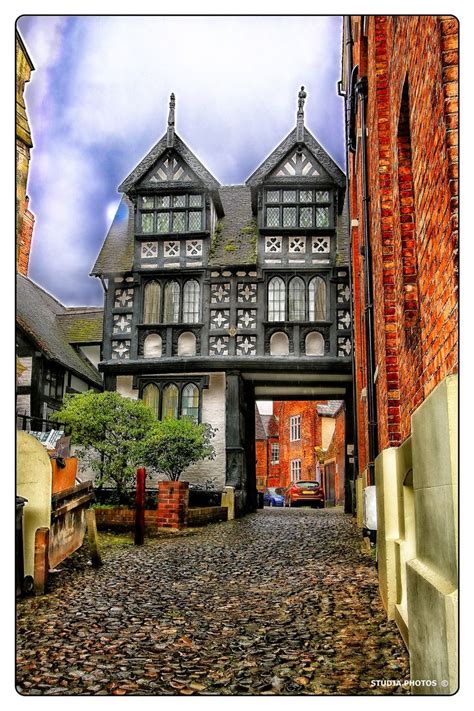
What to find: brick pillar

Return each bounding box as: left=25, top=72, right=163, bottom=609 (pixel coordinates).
left=156, top=481, right=189, bottom=529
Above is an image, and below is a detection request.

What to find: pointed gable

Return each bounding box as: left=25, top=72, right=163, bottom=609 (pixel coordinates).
left=246, top=127, right=345, bottom=190
left=118, top=133, right=221, bottom=193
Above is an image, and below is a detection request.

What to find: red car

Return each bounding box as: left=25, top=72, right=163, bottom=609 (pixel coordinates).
left=285, top=480, right=325, bottom=508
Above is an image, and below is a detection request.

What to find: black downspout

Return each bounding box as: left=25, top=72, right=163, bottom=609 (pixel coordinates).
left=338, top=16, right=360, bottom=513
left=356, top=75, right=378, bottom=485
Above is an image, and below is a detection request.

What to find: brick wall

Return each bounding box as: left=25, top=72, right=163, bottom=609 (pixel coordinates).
left=95, top=507, right=158, bottom=531
left=274, top=401, right=322, bottom=487
left=156, top=480, right=189, bottom=529
left=255, top=439, right=268, bottom=489
left=323, top=407, right=346, bottom=504
left=348, top=15, right=458, bottom=465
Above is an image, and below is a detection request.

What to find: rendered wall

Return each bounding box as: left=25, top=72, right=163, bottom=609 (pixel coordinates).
left=17, top=431, right=52, bottom=578
left=375, top=375, right=458, bottom=694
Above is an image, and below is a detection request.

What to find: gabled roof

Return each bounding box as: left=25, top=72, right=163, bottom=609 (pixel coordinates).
left=16, top=275, right=103, bottom=387
left=91, top=196, right=135, bottom=276
left=246, top=126, right=345, bottom=189
left=209, top=186, right=256, bottom=267
left=317, top=400, right=344, bottom=417
left=118, top=133, right=221, bottom=193
left=56, top=309, right=103, bottom=344
left=261, top=414, right=279, bottom=439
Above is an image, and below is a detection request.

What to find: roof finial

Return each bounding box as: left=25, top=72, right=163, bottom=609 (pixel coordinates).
left=167, top=92, right=176, bottom=148
left=297, top=85, right=306, bottom=143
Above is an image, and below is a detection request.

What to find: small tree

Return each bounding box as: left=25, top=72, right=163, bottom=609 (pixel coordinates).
left=143, top=417, right=216, bottom=481
left=52, top=391, right=157, bottom=502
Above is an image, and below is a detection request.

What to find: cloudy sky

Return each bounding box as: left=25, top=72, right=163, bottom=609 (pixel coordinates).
left=18, top=15, right=345, bottom=306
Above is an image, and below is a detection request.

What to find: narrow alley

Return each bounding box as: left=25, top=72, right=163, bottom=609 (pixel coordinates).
left=16, top=509, right=409, bottom=695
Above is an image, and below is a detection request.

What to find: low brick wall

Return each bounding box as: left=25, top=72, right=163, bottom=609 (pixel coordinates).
left=156, top=481, right=189, bottom=529
left=94, top=507, right=157, bottom=531
left=187, top=506, right=228, bottom=527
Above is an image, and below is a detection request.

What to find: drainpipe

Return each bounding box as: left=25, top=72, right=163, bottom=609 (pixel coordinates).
left=355, top=75, right=378, bottom=485
left=337, top=16, right=360, bottom=511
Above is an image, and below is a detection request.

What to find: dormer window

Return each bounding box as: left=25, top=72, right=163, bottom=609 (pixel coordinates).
left=139, top=193, right=204, bottom=234
left=263, top=188, right=332, bottom=229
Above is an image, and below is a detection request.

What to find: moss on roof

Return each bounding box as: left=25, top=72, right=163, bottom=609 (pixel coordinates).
left=57, top=311, right=103, bottom=343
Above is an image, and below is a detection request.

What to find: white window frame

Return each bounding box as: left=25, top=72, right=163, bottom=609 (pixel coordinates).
left=290, top=415, right=301, bottom=442
left=291, top=459, right=302, bottom=481
left=271, top=443, right=280, bottom=464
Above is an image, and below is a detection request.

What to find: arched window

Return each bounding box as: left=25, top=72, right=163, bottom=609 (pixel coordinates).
left=162, top=383, right=179, bottom=419
left=181, top=383, right=199, bottom=422
left=309, top=277, right=326, bottom=321
left=270, top=331, right=289, bottom=356
left=268, top=277, right=286, bottom=322
left=143, top=333, right=162, bottom=358
left=143, top=281, right=161, bottom=323
left=163, top=281, right=180, bottom=324
left=182, top=280, right=200, bottom=323
left=177, top=332, right=196, bottom=357
left=305, top=331, right=325, bottom=356
left=142, top=383, right=160, bottom=418
left=289, top=277, right=305, bottom=321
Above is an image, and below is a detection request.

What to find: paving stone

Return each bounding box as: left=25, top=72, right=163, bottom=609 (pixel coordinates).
left=16, top=509, right=410, bottom=696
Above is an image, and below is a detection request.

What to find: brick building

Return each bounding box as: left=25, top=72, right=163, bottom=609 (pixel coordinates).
left=16, top=30, right=35, bottom=277
left=255, top=407, right=279, bottom=490
left=340, top=15, right=458, bottom=691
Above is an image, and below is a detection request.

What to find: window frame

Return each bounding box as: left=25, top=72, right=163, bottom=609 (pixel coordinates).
left=263, top=187, right=333, bottom=230
left=271, top=443, right=280, bottom=464
left=290, top=459, right=302, bottom=482
left=266, top=273, right=329, bottom=323
left=138, top=192, right=205, bottom=235
left=141, top=277, right=202, bottom=325
left=290, top=415, right=301, bottom=442
left=137, top=375, right=209, bottom=423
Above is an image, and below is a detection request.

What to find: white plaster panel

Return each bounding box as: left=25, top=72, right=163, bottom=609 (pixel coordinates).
left=18, top=356, right=32, bottom=386
left=116, top=375, right=139, bottom=400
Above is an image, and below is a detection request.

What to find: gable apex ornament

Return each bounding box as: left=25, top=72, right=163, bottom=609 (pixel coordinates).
left=296, top=85, right=306, bottom=144
left=167, top=92, right=176, bottom=148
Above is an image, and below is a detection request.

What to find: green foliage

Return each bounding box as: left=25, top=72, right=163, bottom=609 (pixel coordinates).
left=224, top=241, right=236, bottom=252
left=209, top=220, right=223, bottom=258
left=143, top=417, right=216, bottom=481
left=52, top=391, right=157, bottom=500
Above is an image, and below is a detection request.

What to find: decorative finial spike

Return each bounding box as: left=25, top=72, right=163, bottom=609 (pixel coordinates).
left=167, top=92, right=176, bottom=148
left=296, top=86, right=306, bottom=143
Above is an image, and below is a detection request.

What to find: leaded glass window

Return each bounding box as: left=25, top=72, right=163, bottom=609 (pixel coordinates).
left=316, top=207, right=330, bottom=227
left=266, top=207, right=280, bottom=227
left=163, top=281, right=180, bottom=323
left=183, top=280, right=200, bottom=323
left=289, top=277, right=306, bottom=320
left=173, top=195, right=186, bottom=208
left=189, top=194, right=202, bottom=207
left=188, top=211, right=202, bottom=231
left=143, top=383, right=160, bottom=417
left=138, top=193, right=204, bottom=233
left=283, top=207, right=297, bottom=227
left=157, top=213, right=170, bottom=232
left=156, top=195, right=170, bottom=208
left=309, top=276, right=327, bottom=321
left=181, top=383, right=199, bottom=423
left=262, top=188, right=332, bottom=228
left=162, top=384, right=179, bottom=419
left=299, top=207, right=313, bottom=228
left=172, top=212, right=186, bottom=232
left=268, top=276, right=286, bottom=321
left=141, top=213, right=154, bottom=233
left=143, top=281, right=161, bottom=323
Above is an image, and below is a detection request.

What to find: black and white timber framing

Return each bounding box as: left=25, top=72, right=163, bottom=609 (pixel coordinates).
left=92, top=91, right=354, bottom=514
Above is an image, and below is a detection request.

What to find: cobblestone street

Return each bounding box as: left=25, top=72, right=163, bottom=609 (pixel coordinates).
left=16, top=508, right=409, bottom=695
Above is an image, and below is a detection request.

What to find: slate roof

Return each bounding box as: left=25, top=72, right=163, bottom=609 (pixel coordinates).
left=91, top=196, right=135, bottom=276
left=316, top=400, right=344, bottom=417
left=57, top=309, right=103, bottom=343
left=118, top=133, right=221, bottom=193
left=16, top=275, right=103, bottom=387
left=261, top=414, right=279, bottom=439
left=255, top=406, right=267, bottom=440
left=208, top=186, right=256, bottom=267
left=246, top=127, right=345, bottom=189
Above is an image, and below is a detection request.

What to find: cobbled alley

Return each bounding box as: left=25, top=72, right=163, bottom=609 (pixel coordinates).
left=16, top=509, right=410, bottom=695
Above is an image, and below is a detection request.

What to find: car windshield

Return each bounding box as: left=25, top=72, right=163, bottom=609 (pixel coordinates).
left=296, top=481, right=320, bottom=488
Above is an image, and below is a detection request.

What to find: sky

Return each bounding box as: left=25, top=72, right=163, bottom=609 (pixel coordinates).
left=18, top=15, right=345, bottom=306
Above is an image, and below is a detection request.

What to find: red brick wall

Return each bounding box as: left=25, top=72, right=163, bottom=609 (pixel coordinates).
left=95, top=507, right=158, bottom=530
left=323, top=408, right=346, bottom=504
left=17, top=198, right=34, bottom=277
left=256, top=439, right=268, bottom=489
left=348, top=15, right=458, bottom=465
left=274, top=401, right=322, bottom=487
left=156, top=480, right=189, bottom=529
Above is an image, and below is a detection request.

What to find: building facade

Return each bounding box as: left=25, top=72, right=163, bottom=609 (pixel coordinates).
left=92, top=90, right=354, bottom=514
left=16, top=30, right=35, bottom=277
left=340, top=15, right=458, bottom=692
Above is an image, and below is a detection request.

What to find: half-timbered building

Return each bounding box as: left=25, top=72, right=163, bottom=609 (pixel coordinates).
left=92, top=89, right=353, bottom=514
